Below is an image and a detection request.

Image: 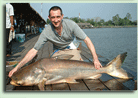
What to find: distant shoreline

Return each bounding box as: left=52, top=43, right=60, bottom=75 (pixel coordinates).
left=82, top=25, right=137, bottom=29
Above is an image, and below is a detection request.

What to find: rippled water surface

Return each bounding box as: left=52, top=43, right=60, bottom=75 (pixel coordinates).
left=81, top=27, right=137, bottom=72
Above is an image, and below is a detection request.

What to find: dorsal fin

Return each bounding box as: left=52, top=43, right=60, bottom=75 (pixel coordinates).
left=52, top=54, right=74, bottom=60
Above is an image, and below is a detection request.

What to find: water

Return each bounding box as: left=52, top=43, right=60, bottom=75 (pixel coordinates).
left=80, top=27, right=137, bottom=72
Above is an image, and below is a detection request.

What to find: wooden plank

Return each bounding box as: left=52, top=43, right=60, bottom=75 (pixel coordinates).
left=45, top=84, right=52, bottom=91
left=52, top=83, right=70, bottom=91
left=100, top=78, right=130, bottom=90
left=13, top=34, right=39, bottom=54
left=68, top=79, right=89, bottom=91
left=13, top=86, right=37, bottom=91
left=6, top=84, right=15, bottom=91
left=83, top=79, right=109, bottom=91
left=16, top=36, right=39, bottom=61
left=10, top=85, right=52, bottom=91
left=6, top=35, right=39, bottom=61
left=98, top=73, right=131, bottom=90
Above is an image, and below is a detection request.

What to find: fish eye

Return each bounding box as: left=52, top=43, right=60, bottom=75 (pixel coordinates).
left=17, top=81, right=22, bottom=86
left=17, top=83, right=21, bottom=86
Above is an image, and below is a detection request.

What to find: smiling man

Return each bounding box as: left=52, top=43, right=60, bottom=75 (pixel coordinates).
left=9, top=6, right=102, bottom=78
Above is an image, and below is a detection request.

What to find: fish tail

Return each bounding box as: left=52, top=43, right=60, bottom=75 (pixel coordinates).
left=106, top=52, right=133, bottom=79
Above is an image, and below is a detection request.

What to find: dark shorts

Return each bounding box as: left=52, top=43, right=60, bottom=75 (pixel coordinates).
left=6, top=29, right=12, bottom=55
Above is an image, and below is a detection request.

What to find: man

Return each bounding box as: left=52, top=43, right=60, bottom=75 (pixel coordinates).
left=6, top=3, right=14, bottom=57
left=9, top=6, right=102, bottom=77
left=31, top=21, right=36, bottom=34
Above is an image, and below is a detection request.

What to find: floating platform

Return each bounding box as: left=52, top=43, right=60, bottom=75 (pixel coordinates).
left=6, top=33, right=137, bottom=91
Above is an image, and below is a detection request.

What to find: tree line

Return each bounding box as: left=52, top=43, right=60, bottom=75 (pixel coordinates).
left=46, top=13, right=137, bottom=27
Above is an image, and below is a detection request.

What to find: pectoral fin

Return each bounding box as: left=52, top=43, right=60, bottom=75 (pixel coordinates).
left=38, top=80, right=45, bottom=91
left=66, top=79, right=79, bottom=83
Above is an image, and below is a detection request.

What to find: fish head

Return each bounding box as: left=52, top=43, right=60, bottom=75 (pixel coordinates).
left=10, top=72, right=36, bottom=86
left=10, top=63, right=47, bottom=86
left=10, top=75, right=24, bottom=86
left=10, top=66, right=39, bottom=86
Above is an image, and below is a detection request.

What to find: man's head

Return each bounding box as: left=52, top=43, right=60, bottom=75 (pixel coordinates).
left=49, top=6, right=63, bottom=16
left=48, top=6, right=64, bottom=28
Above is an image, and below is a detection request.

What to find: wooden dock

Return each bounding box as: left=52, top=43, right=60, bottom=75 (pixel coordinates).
left=6, top=33, right=137, bottom=91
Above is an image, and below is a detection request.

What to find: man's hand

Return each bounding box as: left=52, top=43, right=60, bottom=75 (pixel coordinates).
left=8, top=67, right=18, bottom=77
left=10, top=26, right=14, bottom=32
left=8, top=48, right=38, bottom=77
left=10, top=16, right=14, bottom=31
left=93, top=59, right=102, bottom=69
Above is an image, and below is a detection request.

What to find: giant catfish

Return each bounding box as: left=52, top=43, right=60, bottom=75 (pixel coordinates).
left=10, top=52, right=132, bottom=90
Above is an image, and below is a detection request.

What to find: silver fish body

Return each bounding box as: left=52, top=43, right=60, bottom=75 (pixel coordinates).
left=10, top=52, right=133, bottom=90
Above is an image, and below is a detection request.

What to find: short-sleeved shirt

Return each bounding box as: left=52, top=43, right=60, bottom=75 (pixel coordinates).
left=34, top=19, right=87, bottom=50
left=6, top=3, right=14, bottom=29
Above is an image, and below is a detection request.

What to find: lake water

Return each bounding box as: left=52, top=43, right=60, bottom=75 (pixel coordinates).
left=80, top=27, right=137, bottom=72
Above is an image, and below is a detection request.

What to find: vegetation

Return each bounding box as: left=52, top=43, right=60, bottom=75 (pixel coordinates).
left=46, top=13, right=137, bottom=27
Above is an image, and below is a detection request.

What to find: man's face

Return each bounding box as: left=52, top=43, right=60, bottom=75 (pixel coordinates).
left=48, top=9, right=64, bottom=28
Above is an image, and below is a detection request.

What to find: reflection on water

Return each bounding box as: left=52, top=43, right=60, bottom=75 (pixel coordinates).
left=81, top=27, right=137, bottom=72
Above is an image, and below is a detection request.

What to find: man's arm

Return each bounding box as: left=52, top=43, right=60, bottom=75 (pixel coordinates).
left=83, top=36, right=102, bottom=69
left=8, top=48, right=38, bottom=77
left=10, top=16, right=14, bottom=31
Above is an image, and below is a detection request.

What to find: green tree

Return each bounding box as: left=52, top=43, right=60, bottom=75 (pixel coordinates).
left=71, top=17, right=79, bottom=23
left=97, top=22, right=102, bottom=26
left=79, top=18, right=86, bottom=23
left=125, top=13, right=132, bottom=25
left=64, top=17, right=69, bottom=19
left=86, top=18, right=95, bottom=25
left=100, top=19, right=105, bottom=26
left=112, top=14, right=120, bottom=26
left=104, top=20, right=113, bottom=26
left=46, top=19, right=50, bottom=24
left=126, top=13, right=132, bottom=20
left=119, top=18, right=125, bottom=26
left=132, top=20, right=137, bottom=25
left=124, top=17, right=130, bottom=25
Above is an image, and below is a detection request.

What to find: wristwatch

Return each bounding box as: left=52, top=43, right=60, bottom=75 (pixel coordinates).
left=11, top=25, right=14, bottom=27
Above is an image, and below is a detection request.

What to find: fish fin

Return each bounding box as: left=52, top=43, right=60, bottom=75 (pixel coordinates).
left=52, top=54, right=74, bottom=60
left=45, top=75, right=63, bottom=85
left=66, top=79, right=79, bottom=83
left=106, top=52, right=133, bottom=79
left=106, top=52, right=127, bottom=68
left=38, top=80, right=45, bottom=91
left=86, top=74, right=102, bottom=79
left=46, top=79, right=67, bottom=85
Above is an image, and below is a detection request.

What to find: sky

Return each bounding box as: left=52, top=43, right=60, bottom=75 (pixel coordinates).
left=30, top=3, right=137, bottom=22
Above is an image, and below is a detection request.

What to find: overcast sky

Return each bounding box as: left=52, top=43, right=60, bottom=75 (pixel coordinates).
left=30, top=3, right=137, bottom=22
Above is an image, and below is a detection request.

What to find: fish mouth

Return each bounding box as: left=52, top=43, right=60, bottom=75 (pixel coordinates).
left=10, top=80, right=20, bottom=86
left=10, top=79, right=34, bottom=86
